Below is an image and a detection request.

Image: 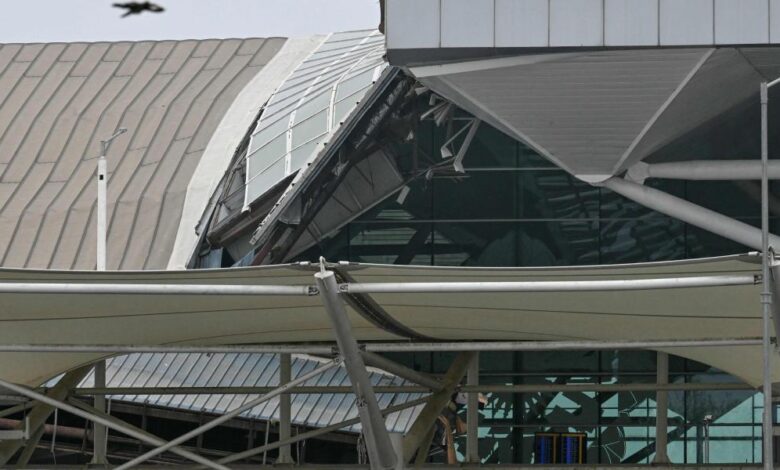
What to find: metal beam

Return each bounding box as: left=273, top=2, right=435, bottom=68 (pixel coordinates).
left=402, top=352, right=475, bottom=463
left=627, top=160, right=780, bottom=183
left=360, top=351, right=443, bottom=391
left=0, top=337, right=761, bottom=355
left=215, top=397, right=430, bottom=466
left=112, top=359, right=339, bottom=470
left=0, top=274, right=755, bottom=297
left=315, top=268, right=397, bottom=470
left=0, top=403, right=31, bottom=420
left=0, top=283, right=316, bottom=296
left=69, top=381, right=750, bottom=396
left=653, top=352, right=670, bottom=464
left=0, top=366, right=90, bottom=465
left=341, top=274, right=757, bottom=294
left=0, top=375, right=226, bottom=470
left=601, top=176, right=780, bottom=251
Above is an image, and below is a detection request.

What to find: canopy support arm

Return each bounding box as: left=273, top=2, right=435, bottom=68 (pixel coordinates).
left=402, top=351, right=475, bottom=463
left=627, top=160, right=780, bottom=183
left=600, top=176, right=780, bottom=252
left=360, top=350, right=443, bottom=391
left=315, top=267, right=398, bottom=470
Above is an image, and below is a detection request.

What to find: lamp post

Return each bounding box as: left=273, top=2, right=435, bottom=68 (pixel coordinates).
left=761, top=80, right=780, bottom=470
left=92, top=128, right=126, bottom=466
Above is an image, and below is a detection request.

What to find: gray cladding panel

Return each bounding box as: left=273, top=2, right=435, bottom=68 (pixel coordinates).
left=438, top=49, right=709, bottom=175
left=387, top=0, right=780, bottom=55
left=624, top=48, right=764, bottom=171
left=0, top=38, right=285, bottom=269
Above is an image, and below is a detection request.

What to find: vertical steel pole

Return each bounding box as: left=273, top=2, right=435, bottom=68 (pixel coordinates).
left=277, top=353, right=294, bottom=464
left=653, top=351, right=669, bottom=463
left=466, top=352, right=479, bottom=463
left=93, top=154, right=108, bottom=465
left=762, top=81, right=774, bottom=470
left=314, top=269, right=397, bottom=470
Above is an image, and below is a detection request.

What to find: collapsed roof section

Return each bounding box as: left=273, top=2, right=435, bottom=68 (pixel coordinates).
left=244, top=30, right=386, bottom=208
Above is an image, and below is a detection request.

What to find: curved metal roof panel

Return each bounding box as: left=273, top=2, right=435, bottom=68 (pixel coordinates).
left=78, top=352, right=425, bottom=434
left=0, top=38, right=286, bottom=270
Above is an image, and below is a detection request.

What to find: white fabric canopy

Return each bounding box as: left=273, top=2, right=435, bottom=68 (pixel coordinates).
left=0, top=255, right=775, bottom=387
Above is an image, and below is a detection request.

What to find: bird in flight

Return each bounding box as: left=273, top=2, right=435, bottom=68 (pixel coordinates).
left=113, top=2, right=165, bottom=18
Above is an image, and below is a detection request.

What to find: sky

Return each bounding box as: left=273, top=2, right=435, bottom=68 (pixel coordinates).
left=0, top=0, right=380, bottom=43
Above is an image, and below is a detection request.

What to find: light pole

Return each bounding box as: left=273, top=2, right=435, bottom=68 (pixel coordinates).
left=92, top=128, right=126, bottom=466
left=761, top=80, right=780, bottom=470
left=96, top=128, right=126, bottom=272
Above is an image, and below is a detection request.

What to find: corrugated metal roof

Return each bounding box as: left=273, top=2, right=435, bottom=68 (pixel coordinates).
left=0, top=38, right=286, bottom=270
left=244, top=30, right=386, bottom=206
left=80, top=353, right=425, bottom=433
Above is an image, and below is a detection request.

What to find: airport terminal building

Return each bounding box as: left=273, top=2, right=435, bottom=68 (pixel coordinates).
left=1, top=0, right=780, bottom=467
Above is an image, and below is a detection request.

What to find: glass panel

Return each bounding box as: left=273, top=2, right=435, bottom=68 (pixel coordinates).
left=290, top=139, right=320, bottom=173
left=432, top=171, right=517, bottom=220
left=460, top=124, right=518, bottom=169
left=246, top=156, right=286, bottom=201
left=333, top=90, right=367, bottom=126
left=295, top=88, right=332, bottom=124
left=251, top=115, right=288, bottom=150
left=336, top=69, right=375, bottom=100
left=600, top=217, right=686, bottom=264
left=291, top=109, right=328, bottom=148
left=518, top=170, right=599, bottom=219
left=358, top=178, right=432, bottom=221
left=347, top=222, right=433, bottom=265
left=431, top=221, right=600, bottom=267
left=600, top=179, right=684, bottom=220
left=247, top=133, right=286, bottom=173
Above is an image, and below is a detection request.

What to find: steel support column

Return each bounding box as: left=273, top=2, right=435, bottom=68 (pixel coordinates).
left=91, top=361, right=108, bottom=465
left=0, top=366, right=90, bottom=465
left=466, top=353, right=480, bottom=463
left=315, top=268, right=397, bottom=470
left=761, top=81, right=774, bottom=470
left=601, top=177, right=780, bottom=251
left=466, top=353, right=479, bottom=463
left=277, top=353, right=294, bottom=464
left=653, top=352, right=670, bottom=464
left=402, top=351, right=475, bottom=463
left=113, top=359, right=339, bottom=470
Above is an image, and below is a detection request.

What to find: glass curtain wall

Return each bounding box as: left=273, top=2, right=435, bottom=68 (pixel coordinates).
left=379, top=351, right=760, bottom=464
left=293, top=110, right=775, bottom=464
